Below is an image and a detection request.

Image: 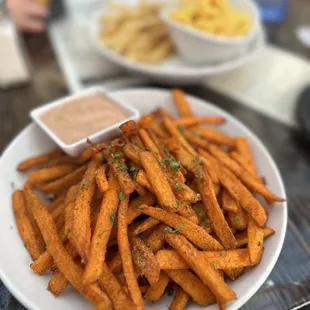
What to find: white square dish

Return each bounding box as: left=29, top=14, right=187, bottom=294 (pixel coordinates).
left=30, top=87, right=140, bottom=157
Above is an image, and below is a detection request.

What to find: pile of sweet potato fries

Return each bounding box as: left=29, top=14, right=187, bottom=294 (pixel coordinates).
left=13, top=89, right=284, bottom=310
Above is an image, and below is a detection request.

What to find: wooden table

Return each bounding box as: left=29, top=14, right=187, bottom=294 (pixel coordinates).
left=1, top=0, right=310, bottom=154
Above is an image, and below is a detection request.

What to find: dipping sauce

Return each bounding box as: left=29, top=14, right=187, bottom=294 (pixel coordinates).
left=40, top=94, right=129, bottom=145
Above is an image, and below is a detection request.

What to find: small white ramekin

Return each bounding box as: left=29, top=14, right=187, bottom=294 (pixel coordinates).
left=161, top=0, right=261, bottom=65
left=30, top=86, right=140, bottom=157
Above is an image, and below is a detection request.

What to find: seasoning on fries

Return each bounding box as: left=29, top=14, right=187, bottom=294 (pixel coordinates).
left=13, top=89, right=284, bottom=310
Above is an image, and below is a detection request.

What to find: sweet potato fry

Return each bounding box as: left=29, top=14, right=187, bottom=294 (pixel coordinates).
left=235, top=137, right=256, bottom=174
left=130, top=134, right=145, bottom=149
left=80, top=142, right=108, bottom=161
left=144, top=271, right=170, bottom=302
left=83, top=175, right=119, bottom=285
left=208, top=144, right=284, bottom=203
left=46, top=194, right=66, bottom=214
left=120, top=119, right=137, bottom=134
left=48, top=270, right=69, bottom=296
left=98, top=262, right=135, bottom=310
left=236, top=226, right=274, bottom=247
left=172, top=89, right=193, bottom=117
left=169, top=288, right=190, bottom=310
left=36, top=165, right=87, bottom=194
left=139, top=128, right=162, bottom=160
left=71, top=160, right=99, bottom=262
left=156, top=249, right=252, bottom=270
left=247, top=216, right=264, bottom=264
left=18, top=148, right=63, bottom=171
left=174, top=116, right=225, bottom=127
left=140, top=151, right=177, bottom=211
left=24, top=185, right=112, bottom=309
left=191, top=127, right=235, bottom=147
left=163, top=116, right=197, bottom=157
left=13, top=190, right=45, bottom=260
left=118, top=196, right=145, bottom=310
left=132, top=217, right=161, bottom=236
left=139, top=205, right=222, bottom=250
left=221, top=189, right=238, bottom=213
left=225, top=267, right=244, bottom=281
left=107, top=252, right=122, bottom=274
left=30, top=250, right=54, bottom=275
left=165, top=234, right=236, bottom=304
left=106, top=151, right=135, bottom=195
left=196, top=166, right=236, bottom=249
left=230, top=151, right=256, bottom=176
left=165, top=269, right=215, bottom=306
left=146, top=223, right=167, bottom=253
left=136, top=170, right=154, bottom=193
left=124, top=143, right=142, bottom=166
left=28, top=164, right=76, bottom=184
left=95, top=165, right=109, bottom=193
left=227, top=200, right=247, bottom=231
left=130, top=234, right=161, bottom=285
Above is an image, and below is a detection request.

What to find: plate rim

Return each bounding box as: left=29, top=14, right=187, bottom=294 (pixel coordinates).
left=0, top=87, right=287, bottom=310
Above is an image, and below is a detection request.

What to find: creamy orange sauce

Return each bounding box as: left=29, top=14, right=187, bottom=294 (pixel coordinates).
left=41, top=94, right=129, bottom=145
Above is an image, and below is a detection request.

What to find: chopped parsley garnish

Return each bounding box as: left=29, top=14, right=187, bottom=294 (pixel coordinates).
left=67, top=228, right=71, bottom=234
left=164, top=227, right=180, bottom=234
left=196, top=193, right=201, bottom=198
left=234, top=217, right=240, bottom=224
left=117, top=164, right=128, bottom=171
left=111, top=152, right=122, bottom=159
left=175, top=182, right=184, bottom=190
left=177, top=125, right=186, bottom=136
left=145, top=147, right=152, bottom=152
left=220, top=251, right=225, bottom=257
left=118, top=192, right=125, bottom=201
left=212, top=262, right=218, bottom=268
left=194, top=167, right=203, bottom=178
left=129, top=165, right=137, bottom=172
left=176, top=200, right=183, bottom=205
left=110, top=210, right=117, bottom=224
left=191, top=131, right=201, bottom=138
left=193, top=157, right=201, bottom=164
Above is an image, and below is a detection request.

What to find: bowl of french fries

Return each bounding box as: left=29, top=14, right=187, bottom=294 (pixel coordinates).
left=161, top=0, right=261, bottom=64
left=0, top=88, right=287, bottom=310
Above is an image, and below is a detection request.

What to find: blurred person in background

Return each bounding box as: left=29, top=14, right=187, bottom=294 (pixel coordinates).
left=6, top=0, right=50, bottom=32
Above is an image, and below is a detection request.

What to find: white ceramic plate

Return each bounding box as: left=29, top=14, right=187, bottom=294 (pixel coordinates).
left=90, top=14, right=265, bottom=84
left=0, top=88, right=287, bottom=310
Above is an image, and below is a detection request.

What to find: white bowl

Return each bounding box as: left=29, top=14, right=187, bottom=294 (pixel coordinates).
left=30, top=86, right=140, bottom=157
left=0, top=88, right=287, bottom=310
left=161, top=0, right=261, bottom=65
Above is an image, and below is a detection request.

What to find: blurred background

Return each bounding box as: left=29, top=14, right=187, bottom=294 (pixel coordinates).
left=1, top=1, right=310, bottom=309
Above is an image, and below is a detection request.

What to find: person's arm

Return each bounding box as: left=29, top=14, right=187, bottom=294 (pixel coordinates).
left=5, top=0, right=50, bottom=32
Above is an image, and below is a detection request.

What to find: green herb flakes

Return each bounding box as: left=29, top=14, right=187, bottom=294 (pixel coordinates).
left=177, top=125, right=186, bottom=136
left=110, top=210, right=117, bottom=225
left=193, top=157, right=201, bottom=164
left=118, top=192, right=125, bottom=201
left=175, top=182, right=184, bottom=190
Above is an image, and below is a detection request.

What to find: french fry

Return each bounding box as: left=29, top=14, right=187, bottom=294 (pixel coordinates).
left=169, top=288, right=190, bottom=310
left=225, top=267, right=244, bottom=281
left=106, top=151, right=135, bottom=195
left=191, top=127, right=235, bottom=147
left=220, top=189, right=238, bottom=213
left=165, top=269, right=215, bottom=306
left=83, top=175, right=119, bottom=285
left=64, top=201, right=74, bottom=240
left=124, top=143, right=142, bottom=165
left=163, top=116, right=197, bottom=157
left=136, top=170, right=154, bottom=193
left=227, top=200, right=247, bottom=231
left=80, top=142, right=108, bottom=161
left=230, top=151, right=257, bottom=176
left=118, top=196, right=145, bottom=310
left=139, top=128, right=162, bottom=160
left=71, top=161, right=99, bottom=262
left=196, top=166, right=236, bottom=249
left=130, top=234, right=161, bottom=285
left=208, top=144, right=284, bottom=203
left=236, top=226, right=274, bottom=247
left=172, top=89, right=193, bottom=117
left=46, top=194, right=66, bottom=214
left=132, top=217, right=160, bottom=236
left=139, top=151, right=177, bottom=211
left=247, top=217, right=264, bottom=264
left=13, top=190, right=45, bottom=260
left=36, top=165, right=87, bottom=194
left=130, top=134, right=145, bottom=149
left=139, top=205, right=222, bottom=250
left=144, top=271, right=170, bottom=301
left=146, top=223, right=167, bottom=253
left=48, top=270, right=69, bottom=296
left=28, top=164, right=76, bottom=184
left=155, top=249, right=252, bottom=270
left=165, top=234, right=236, bottom=304
left=98, top=262, right=135, bottom=310
left=17, top=148, right=63, bottom=171
left=95, top=165, right=109, bottom=192
left=107, top=252, right=122, bottom=274
left=235, top=137, right=256, bottom=174
left=30, top=250, right=54, bottom=275
left=173, top=116, right=225, bottom=127
left=24, top=185, right=113, bottom=309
